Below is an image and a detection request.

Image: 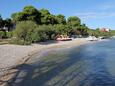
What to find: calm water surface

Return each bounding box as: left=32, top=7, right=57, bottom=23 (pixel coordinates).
left=18, top=39, right=115, bottom=86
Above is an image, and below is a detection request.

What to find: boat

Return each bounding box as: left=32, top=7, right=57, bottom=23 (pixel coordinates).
left=56, top=35, right=72, bottom=41
left=86, top=36, right=98, bottom=41
left=56, top=38, right=72, bottom=41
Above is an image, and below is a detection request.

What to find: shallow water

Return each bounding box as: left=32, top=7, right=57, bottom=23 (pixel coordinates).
left=19, top=39, right=115, bottom=86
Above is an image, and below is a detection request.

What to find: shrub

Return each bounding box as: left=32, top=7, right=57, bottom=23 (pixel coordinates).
left=54, top=24, right=69, bottom=35
left=38, top=25, right=56, bottom=40
left=0, top=31, right=6, bottom=39
left=6, top=32, right=13, bottom=38
left=9, top=38, right=32, bottom=45
left=29, top=25, right=56, bottom=42
left=13, top=21, right=37, bottom=45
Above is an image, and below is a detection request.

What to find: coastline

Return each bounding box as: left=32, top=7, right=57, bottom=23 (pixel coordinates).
left=0, top=38, right=92, bottom=86
left=0, top=38, right=90, bottom=69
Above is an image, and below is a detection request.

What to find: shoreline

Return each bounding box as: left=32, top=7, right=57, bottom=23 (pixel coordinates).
left=0, top=38, right=90, bottom=69
left=25, top=38, right=92, bottom=64
left=0, top=38, right=93, bottom=86
left=25, top=38, right=93, bottom=62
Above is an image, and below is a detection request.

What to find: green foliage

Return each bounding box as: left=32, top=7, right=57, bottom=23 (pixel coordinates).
left=9, top=5, right=94, bottom=45
left=34, top=27, right=48, bottom=41
left=12, top=21, right=56, bottom=44
left=87, top=29, right=95, bottom=36
left=76, top=24, right=89, bottom=36
left=66, top=16, right=89, bottom=36
left=3, top=18, right=13, bottom=31
left=6, top=32, right=13, bottom=38
left=13, top=21, right=37, bottom=45
left=0, top=31, right=6, bottom=39
left=11, top=6, right=41, bottom=24
left=67, top=16, right=81, bottom=27
left=0, top=15, right=4, bottom=28
left=87, top=29, right=111, bottom=37
left=9, top=38, right=32, bottom=45
left=40, top=9, right=56, bottom=25
left=38, top=25, right=56, bottom=40
left=23, top=5, right=41, bottom=23
left=0, top=15, right=13, bottom=31
left=54, top=24, right=69, bottom=35
left=40, top=9, right=50, bottom=15
left=55, top=14, right=66, bottom=24
left=110, top=30, right=115, bottom=36
left=11, top=12, right=26, bottom=22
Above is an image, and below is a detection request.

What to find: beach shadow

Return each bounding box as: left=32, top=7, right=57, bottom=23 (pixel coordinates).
left=36, top=40, right=59, bottom=45
left=0, top=68, right=18, bottom=86
left=10, top=43, right=115, bottom=86
left=10, top=46, right=86, bottom=86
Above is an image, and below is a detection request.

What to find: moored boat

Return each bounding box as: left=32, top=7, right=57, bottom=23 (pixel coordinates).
left=56, top=38, right=72, bottom=41
left=56, top=35, right=72, bottom=41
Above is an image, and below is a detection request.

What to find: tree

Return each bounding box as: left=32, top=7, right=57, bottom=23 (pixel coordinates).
left=3, top=18, right=13, bottom=31
left=76, top=24, right=89, bottom=36
left=38, top=25, right=56, bottom=40
left=67, top=16, right=81, bottom=27
left=40, top=9, right=56, bottom=25
left=11, top=6, right=41, bottom=24
left=0, top=15, right=3, bottom=28
left=11, top=12, right=26, bottom=22
left=55, top=14, right=66, bottom=24
left=11, top=13, right=18, bottom=23
left=0, top=31, right=6, bottom=39
left=23, top=5, right=41, bottom=23
left=13, top=21, right=37, bottom=45
left=96, top=28, right=100, bottom=31
left=54, top=24, right=69, bottom=35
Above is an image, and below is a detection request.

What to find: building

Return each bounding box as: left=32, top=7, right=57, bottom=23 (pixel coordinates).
left=100, top=28, right=110, bottom=32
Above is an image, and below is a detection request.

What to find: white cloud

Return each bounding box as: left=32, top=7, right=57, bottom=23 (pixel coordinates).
left=74, top=1, right=115, bottom=20
left=75, top=12, right=115, bottom=20
left=99, top=3, right=115, bottom=10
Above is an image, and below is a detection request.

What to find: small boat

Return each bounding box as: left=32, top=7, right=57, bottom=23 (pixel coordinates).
left=86, top=36, right=98, bottom=41
left=56, top=35, right=72, bottom=41
left=56, top=38, right=72, bottom=41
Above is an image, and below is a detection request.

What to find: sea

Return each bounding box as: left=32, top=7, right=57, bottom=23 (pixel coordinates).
left=17, top=38, right=115, bottom=86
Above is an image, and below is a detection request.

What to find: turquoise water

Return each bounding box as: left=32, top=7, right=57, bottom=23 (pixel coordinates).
left=18, top=39, right=115, bottom=86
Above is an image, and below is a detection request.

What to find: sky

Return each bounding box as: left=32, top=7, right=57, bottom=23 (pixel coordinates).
left=0, top=0, right=115, bottom=29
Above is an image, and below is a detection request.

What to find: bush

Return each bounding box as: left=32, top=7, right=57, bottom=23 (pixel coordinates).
left=9, top=38, right=31, bottom=45
left=30, top=25, right=56, bottom=42
left=13, top=21, right=37, bottom=45
left=12, top=21, right=57, bottom=45
left=0, top=31, right=6, bottom=39
left=54, top=24, right=69, bottom=35
left=6, top=32, right=13, bottom=38
left=38, top=25, right=56, bottom=40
